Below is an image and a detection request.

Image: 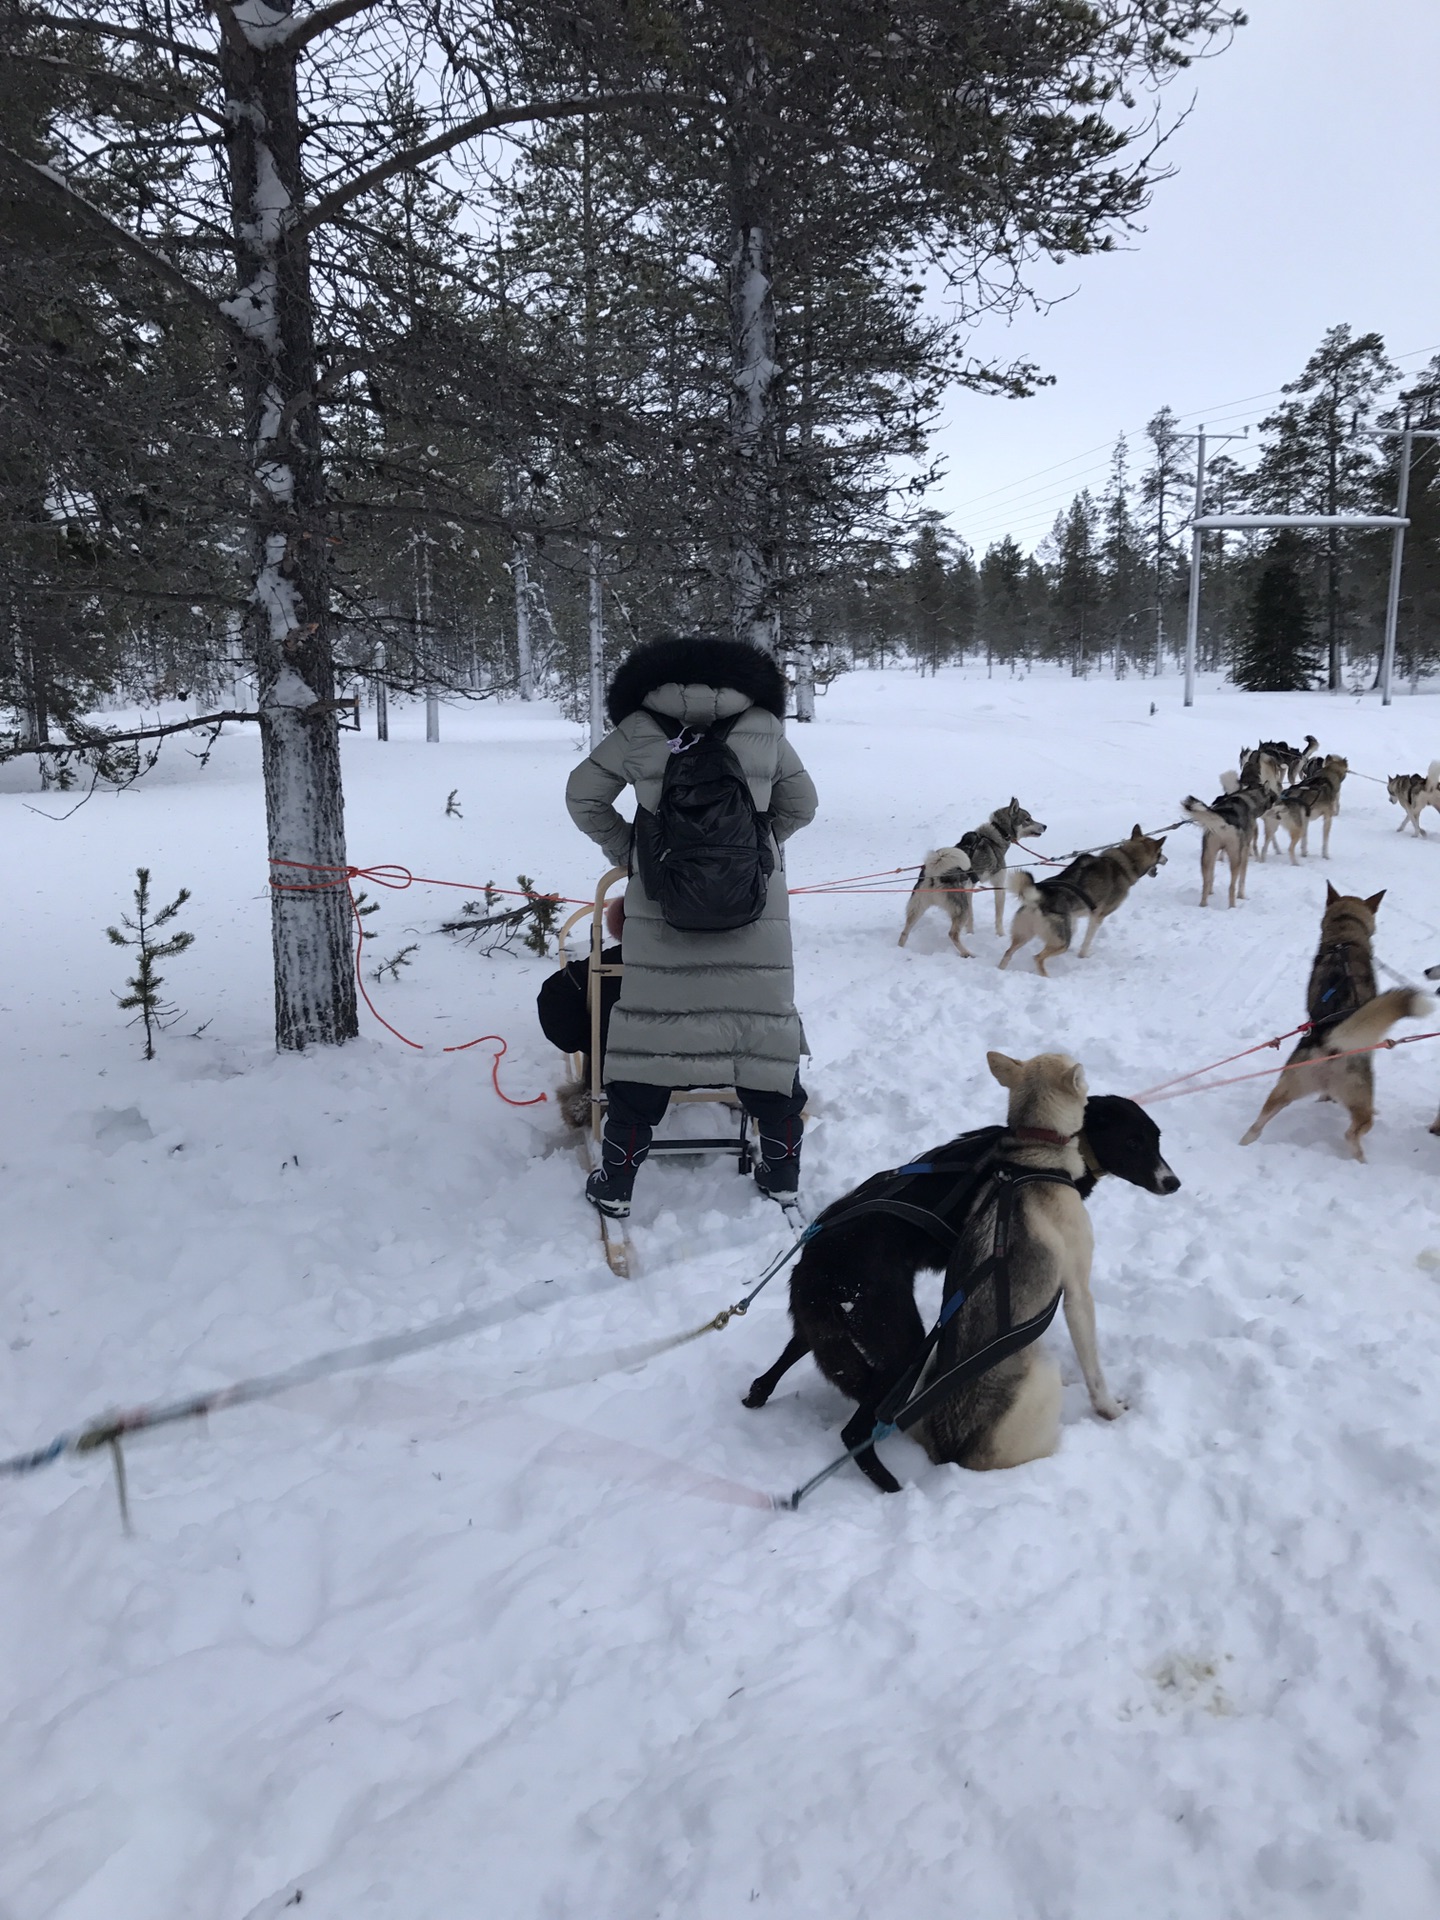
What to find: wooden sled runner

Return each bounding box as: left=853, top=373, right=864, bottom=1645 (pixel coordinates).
left=552, top=867, right=760, bottom=1276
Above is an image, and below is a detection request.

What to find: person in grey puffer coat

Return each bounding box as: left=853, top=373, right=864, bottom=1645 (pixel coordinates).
left=565, top=634, right=818, bottom=1218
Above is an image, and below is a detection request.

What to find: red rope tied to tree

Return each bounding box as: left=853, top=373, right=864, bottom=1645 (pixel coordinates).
left=268, top=857, right=569, bottom=1103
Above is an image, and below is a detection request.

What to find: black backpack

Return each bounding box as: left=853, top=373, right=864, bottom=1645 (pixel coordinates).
left=633, top=712, right=775, bottom=931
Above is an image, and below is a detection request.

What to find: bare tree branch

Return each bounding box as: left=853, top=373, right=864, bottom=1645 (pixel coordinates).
left=2, top=710, right=260, bottom=759
left=281, top=0, right=384, bottom=52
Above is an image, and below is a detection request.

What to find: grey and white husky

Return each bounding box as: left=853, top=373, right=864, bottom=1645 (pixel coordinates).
left=1000, top=826, right=1167, bottom=975
left=1388, top=763, right=1440, bottom=837
left=899, top=798, right=1047, bottom=957
left=1182, top=768, right=1280, bottom=908
left=1261, top=754, right=1348, bottom=864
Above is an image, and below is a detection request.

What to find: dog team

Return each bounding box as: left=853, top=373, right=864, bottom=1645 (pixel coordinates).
left=757, top=734, right=1438, bottom=1493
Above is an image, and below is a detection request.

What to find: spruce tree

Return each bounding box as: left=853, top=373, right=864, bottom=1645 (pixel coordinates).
left=1232, top=539, right=1319, bottom=692
left=106, top=869, right=195, bottom=1059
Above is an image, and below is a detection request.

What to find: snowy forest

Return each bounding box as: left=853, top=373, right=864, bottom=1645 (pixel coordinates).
left=2, top=0, right=1281, bottom=765
left=3, top=2, right=1437, bottom=770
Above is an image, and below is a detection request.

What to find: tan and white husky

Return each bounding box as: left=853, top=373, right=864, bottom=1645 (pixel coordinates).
left=1240, top=885, right=1432, bottom=1160
left=921, top=1051, right=1120, bottom=1472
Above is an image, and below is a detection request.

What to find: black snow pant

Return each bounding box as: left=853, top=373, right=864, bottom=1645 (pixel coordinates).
left=600, top=1074, right=806, bottom=1195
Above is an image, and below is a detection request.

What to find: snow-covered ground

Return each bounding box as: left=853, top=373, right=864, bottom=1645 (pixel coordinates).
left=4, top=669, right=1440, bottom=1920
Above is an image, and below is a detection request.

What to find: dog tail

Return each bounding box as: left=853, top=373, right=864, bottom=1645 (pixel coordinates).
left=1006, top=868, right=1040, bottom=904
left=1181, top=795, right=1226, bottom=833
left=1322, top=988, right=1434, bottom=1054
left=923, top=845, right=970, bottom=877
left=1218, top=769, right=1240, bottom=795
left=1426, top=759, right=1440, bottom=788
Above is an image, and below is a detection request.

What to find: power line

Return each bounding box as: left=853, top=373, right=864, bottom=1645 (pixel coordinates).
left=942, top=340, right=1440, bottom=535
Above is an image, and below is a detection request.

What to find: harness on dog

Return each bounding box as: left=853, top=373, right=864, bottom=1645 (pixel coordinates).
left=804, top=1125, right=1009, bottom=1249
left=781, top=1147, right=1079, bottom=1510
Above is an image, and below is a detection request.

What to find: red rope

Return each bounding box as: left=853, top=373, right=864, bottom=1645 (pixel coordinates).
left=269, top=858, right=550, bottom=1104
left=1130, top=1023, right=1315, bottom=1103
left=1138, top=1028, right=1440, bottom=1106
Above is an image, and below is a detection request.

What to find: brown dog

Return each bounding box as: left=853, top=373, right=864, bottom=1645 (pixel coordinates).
left=1240, top=884, right=1431, bottom=1160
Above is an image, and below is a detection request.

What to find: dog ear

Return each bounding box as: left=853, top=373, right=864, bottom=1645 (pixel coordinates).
left=1131, top=823, right=1142, bottom=839
left=1364, top=890, right=1386, bottom=912
left=1325, top=881, right=1340, bottom=905
left=1009, top=796, right=1018, bottom=810
left=987, top=1051, right=1021, bottom=1089
left=1064, top=1062, right=1088, bottom=1099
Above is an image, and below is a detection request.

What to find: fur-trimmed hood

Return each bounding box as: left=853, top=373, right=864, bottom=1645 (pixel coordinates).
left=606, top=634, right=787, bottom=728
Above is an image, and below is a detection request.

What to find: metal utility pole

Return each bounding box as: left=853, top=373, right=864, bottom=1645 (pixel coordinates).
left=1377, top=403, right=1440, bottom=705
left=1179, top=426, right=1247, bottom=708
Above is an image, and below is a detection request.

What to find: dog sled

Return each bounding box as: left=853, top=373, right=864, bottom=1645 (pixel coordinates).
left=550, top=868, right=765, bottom=1276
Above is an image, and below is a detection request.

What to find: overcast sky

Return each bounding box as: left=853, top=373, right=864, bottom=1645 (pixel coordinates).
left=930, top=0, right=1440, bottom=557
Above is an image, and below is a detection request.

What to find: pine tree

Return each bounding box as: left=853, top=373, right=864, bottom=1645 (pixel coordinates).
left=106, top=869, right=195, bottom=1059
left=1052, top=491, right=1101, bottom=674
left=1232, top=538, right=1319, bottom=692
left=1141, top=407, right=1190, bottom=675
left=1252, top=326, right=1396, bottom=690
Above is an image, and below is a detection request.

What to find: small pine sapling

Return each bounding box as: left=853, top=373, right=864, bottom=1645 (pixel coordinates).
left=106, top=867, right=195, bottom=1058
left=445, top=789, right=463, bottom=819
left=371, top=943, right=419, bottom=983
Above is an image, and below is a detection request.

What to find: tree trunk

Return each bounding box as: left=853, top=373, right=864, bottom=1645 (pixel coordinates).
left=792, top=606, right=816, bottom=723
left=588, top=541, right=606, bottom=748
left=726, top=43, right=781, bottom=658
left=221, top=16, right=356, bottom=1050
left=513, top=538, right=535, bottom=700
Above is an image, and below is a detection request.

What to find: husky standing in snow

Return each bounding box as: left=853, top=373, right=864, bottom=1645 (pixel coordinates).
left=897, top=845, right=974, bottom=955
left=1260, top=754, right=1348, bottom=864
left=1388, top=763, right=1440, bottom=837
left=999, top=826, right=1167, bottom=975
left=898, top=798, right=1047, bottom=956
left=1182, top=756, right=1284, bottom=909
left=742, top=1088, right=1179, bottom=1493
left=1240, top=885, right=1434, bottom=1160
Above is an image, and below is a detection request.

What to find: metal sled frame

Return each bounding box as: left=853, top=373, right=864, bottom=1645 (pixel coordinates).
left=553, top=867, right=755, bottom=1171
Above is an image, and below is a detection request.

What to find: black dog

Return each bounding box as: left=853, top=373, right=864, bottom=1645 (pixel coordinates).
left=742, top=1095, right=1179, bottom=1492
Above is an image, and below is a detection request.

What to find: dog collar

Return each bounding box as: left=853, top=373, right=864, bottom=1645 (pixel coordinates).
left=1008, top=1126, right=1077, bottom=1146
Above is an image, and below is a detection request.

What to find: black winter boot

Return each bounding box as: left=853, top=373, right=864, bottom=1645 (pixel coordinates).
left=586, top=1113, right=654, bottom=1218
left=753, top=1113, right=803, bottom=1201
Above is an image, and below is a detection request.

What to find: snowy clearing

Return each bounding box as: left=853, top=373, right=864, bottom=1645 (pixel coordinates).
left=5, top=670, right=1440, bottom=1920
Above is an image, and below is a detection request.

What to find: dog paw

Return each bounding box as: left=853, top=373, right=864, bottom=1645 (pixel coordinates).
left=1094, top=1395, right=1126, bottom=1421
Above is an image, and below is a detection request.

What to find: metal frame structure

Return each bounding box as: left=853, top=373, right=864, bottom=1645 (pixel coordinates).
left=1175, top=414, right=1440, bottom=707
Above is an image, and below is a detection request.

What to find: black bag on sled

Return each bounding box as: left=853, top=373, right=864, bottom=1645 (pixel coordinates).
left=633, top=712, right=774, bottom=932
